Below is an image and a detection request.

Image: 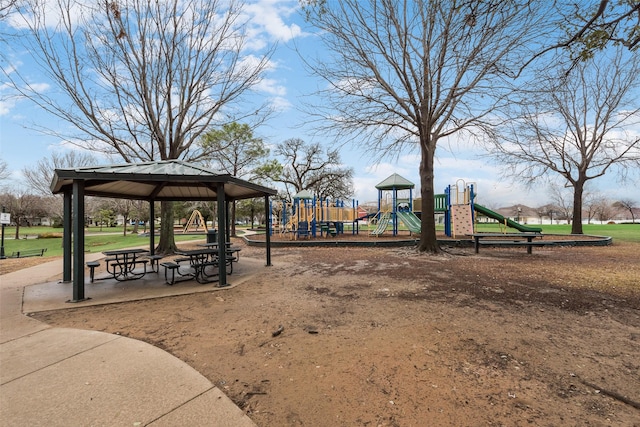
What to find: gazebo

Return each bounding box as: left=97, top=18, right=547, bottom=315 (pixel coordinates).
left=50, top=160, right=277, bottom=302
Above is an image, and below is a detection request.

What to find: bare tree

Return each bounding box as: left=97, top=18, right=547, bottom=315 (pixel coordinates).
left=301, top=0, right=554, bottom=252
left=548, top=184, right=574, bottom=225
left=23, top=151, right=98, bottom=197
left=613, top=198, right=637, bottom=223
left=486, top=47, right=640, bottom=234
left=261, top=138, right=353, bottom=201
left=3, top=0, right=273, bottom=253
left=594, top=197, right=614, bottom=224
left=0, top=191, right=48, bottom=238
left=0, top=160, right=10, bottom=180
left=583, top=192, right=604, bottom=224
left=109, top=198, right=137, bottom=236
left=526, top=0, right=640, bottom=69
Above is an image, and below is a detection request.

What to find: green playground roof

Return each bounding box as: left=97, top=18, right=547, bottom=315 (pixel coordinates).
left=375, top=173, right=415, bottom=190
left=293, top=189, right=314, bottom=200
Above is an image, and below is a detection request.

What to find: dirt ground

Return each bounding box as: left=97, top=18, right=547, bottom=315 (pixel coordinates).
left=16, top=236, right=640, bottom=426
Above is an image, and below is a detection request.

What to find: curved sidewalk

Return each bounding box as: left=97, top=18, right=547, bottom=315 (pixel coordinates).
left=0, top=258, right=256, bottom=426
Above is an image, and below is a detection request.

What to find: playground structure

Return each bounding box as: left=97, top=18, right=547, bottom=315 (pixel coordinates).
left=182, top=210, right=208, bottom=233
left=370, top=174, right=542, bottom=238
left=269, top=190, right=368, bottom=239
left=269, top=174, right=542, bottom=240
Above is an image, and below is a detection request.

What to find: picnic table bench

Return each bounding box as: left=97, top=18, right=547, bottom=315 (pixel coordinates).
left=170, top=248, right=241, bottom=285
left=102, top=248, right=150, bottom=281
left=9, top=248, right=47, bottom=258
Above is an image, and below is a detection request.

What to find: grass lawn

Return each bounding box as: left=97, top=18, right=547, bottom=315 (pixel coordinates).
left=2, top=222, right=638, bottom=258
left=0, top=225, right=206, bottom=258
left=354, top=221, right=640, bottom=243
left=473, top=223, right=640, bottom=243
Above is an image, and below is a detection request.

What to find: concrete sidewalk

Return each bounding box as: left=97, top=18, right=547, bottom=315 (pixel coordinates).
left=0, top=257, right=257, bottom=426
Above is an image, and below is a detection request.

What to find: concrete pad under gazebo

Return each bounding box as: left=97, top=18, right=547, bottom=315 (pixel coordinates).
left=50, top=160, right=277, bottom=303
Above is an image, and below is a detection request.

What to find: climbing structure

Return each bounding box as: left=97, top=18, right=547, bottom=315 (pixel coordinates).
left=183, top=210, right=208, bottom=233
left=447, top=180, right=474, bottom=238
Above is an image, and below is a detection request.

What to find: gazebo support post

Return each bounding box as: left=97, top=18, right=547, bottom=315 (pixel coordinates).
left=62, top=188, right=72, bottom=283
left=149, top=200, right=155, bottom=255
left=217, top=182, right=228, bottom=287
left=265, top=195, right=271, bottom=266
left=68, top=180, right=89, bottom=302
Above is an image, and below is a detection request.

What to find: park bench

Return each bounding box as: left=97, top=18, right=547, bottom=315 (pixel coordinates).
left=9, top=248, right=47, bottom=258
left=146, top=254, right=164, bottom=273
left=477, top=240, right=554, bottom=252
left=160, top=261, right=194, bottom=285
left=470, top=232, right=546, bottom=254
left=86, top=261, right=100, bottom=283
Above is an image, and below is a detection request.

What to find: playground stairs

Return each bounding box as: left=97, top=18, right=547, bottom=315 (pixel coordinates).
left=451, top=204, right=473, bottom=238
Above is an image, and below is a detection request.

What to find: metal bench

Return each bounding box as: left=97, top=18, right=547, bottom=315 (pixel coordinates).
left=146, top=254, right=164, bottom=273
left=477, top=240, right=555, bottom=254
left=160, top=261, right=193, bottom=285
left=86, top=261, right=100, bottom=283
left=9, top=248, right=47, bottom=258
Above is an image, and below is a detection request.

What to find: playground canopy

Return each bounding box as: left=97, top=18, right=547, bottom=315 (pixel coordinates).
left=375, top=173, right=415, bottom=190
left=50, top=160, right=277, bottom=302
left=293, top=189, right=314, bottom=200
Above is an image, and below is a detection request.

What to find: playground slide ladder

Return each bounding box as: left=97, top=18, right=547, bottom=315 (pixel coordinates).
left=370, top=211, right=392, bottom=236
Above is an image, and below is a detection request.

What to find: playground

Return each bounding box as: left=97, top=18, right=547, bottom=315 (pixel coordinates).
left=8, top=174, right=637, bottom=426
left=28, top=238, right=640, bottom=426
left=268, top=174, right=546, bottom=243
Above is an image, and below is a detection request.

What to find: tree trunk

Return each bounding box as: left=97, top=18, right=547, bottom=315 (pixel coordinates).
left=251, top=204, right=255, bottom=229
left=417, top=139, right=440, bottom=253
left=157, top=201, right=177, bottom=253
left=231, top=201, right=236, bottom=236
left=571, top=181, right=584, bottom=234
left=122, top=214, right=128, bottom=236
left=14, top=220, right=20, bottom=240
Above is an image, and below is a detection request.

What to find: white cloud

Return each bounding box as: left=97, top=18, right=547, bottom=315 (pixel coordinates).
left=245, top=0, right=304, bottom=43
left=268, top=96, right=292, bottom=112
left=256, top=77, right=287, bottom=96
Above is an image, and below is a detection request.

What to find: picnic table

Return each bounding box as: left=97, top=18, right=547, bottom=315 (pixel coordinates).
left=469, top=232, right=543, bottom=255
left=196, top=242, right=240, bottom=261
left=173, top=247, right=241, bottom=284
left=102, top=248, right=150, bottom=281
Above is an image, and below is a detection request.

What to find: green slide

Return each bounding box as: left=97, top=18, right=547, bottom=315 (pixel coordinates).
left=474, top=204, right=542, bottom=233
left=397, top=211, right=422, bottom=233
left=370, top=211, right=392, bottom=235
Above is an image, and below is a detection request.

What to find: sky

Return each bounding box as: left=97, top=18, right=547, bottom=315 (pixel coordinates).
left=1, top=0, right=638, bottom=209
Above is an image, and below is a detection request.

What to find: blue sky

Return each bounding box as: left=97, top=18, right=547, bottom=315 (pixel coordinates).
left=1, top=0, right=638, bottom=209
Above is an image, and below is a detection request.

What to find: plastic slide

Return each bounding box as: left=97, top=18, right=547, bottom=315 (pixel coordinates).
left=396, top=211, right=421, bottom=233
left=370, top=211, right=391, bottom=235
left=474, top=204, right=542, bottom=233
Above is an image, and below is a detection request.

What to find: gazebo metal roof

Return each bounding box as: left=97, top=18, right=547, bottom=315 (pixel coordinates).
left=50, top=160, right=277, bottom=200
